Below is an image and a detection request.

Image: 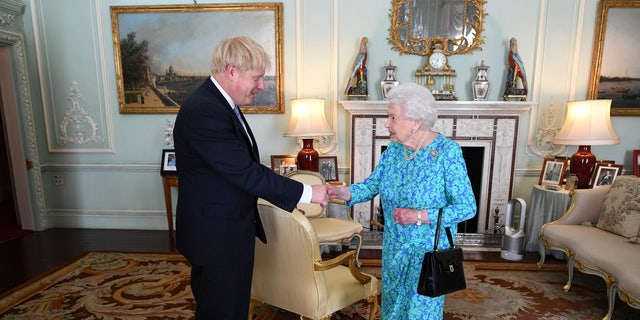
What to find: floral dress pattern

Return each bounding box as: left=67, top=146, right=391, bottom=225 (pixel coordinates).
left=347, top=134, right=476, bottom=320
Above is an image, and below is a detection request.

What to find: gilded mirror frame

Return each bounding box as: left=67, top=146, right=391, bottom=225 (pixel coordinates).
left=388, top=0, right=486, bottom=56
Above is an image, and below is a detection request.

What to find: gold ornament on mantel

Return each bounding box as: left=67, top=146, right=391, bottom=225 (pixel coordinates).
left=415, top=41, right=457, bottom=101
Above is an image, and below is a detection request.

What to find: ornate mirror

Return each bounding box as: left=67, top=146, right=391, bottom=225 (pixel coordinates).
left=388, top=0, right=486, bottom=56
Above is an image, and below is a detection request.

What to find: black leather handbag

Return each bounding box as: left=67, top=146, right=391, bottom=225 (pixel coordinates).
left=417, top=208, right=466, bottom=297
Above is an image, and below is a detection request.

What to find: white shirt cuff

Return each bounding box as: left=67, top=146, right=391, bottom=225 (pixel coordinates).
left=299, top=184, right=312, bottom=204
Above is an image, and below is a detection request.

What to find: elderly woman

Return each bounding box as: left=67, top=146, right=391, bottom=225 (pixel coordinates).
left=328, top=83, right=476, bottom=319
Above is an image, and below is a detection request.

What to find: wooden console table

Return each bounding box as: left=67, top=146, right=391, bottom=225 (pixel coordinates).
left=162, top=175, right=178, bottom=250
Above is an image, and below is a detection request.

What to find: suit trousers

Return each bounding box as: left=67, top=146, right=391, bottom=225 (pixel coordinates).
left=190, top=259, right=254, bottom=320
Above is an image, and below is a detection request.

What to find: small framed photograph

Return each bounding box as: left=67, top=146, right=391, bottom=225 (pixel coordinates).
left=318, top=156, right=338, bottom=181
left=160, top=149, right=177, bottom=175
left=538, top=157, right=567, bottom=186
left=270, top=154, right=296, bottom=173
left=279, top=164, right=297, bottom=175
left=634, top=150, right=640, bottom=177
left=590, top=163, right=623, bottom=188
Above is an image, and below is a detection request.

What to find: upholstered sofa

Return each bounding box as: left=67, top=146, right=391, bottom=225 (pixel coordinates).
left=538, top=175, right=640, bottom=320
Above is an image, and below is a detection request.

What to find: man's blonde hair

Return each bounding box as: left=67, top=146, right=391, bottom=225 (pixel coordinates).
left=210, top=36, right=270, bottom=74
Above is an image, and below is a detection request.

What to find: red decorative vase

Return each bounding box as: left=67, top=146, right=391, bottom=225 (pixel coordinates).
left=571, top=145, right=596, bottom=189
left=296, top=138, right=319, bottom=171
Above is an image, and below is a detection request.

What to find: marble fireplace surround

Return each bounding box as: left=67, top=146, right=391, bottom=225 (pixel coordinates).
left=340, top=100, right=533, bottom=234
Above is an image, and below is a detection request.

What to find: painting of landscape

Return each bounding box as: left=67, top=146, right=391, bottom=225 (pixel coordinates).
left=111, top=3, right=283, bottom=114
left=589, top=1, right=640, bottom=116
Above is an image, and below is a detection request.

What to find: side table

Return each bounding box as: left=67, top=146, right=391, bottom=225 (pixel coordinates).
left=524, top=184, right=571, bottom=255
left=162, top=175, right=178, bottom=251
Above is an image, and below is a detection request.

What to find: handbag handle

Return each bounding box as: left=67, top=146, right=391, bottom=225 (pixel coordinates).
left=432, top=208, right=455, bottom=252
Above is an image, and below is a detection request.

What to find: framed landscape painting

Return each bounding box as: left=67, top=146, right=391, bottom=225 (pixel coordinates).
left=587, top=0, right=640, bottom=116
left=111, top=3, right=284, bottom=114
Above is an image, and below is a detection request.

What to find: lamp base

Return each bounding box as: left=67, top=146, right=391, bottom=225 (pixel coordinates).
left=570, top=145, right=596, bottom=189
left=296, top=138, right=319, bottom=171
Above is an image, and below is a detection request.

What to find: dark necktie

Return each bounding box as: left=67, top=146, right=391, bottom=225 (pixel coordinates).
left=233, top=106, right=252, bottom=144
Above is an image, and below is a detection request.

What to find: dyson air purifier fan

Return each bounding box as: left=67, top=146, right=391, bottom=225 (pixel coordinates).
left=500, top=198, right=526, bottom=261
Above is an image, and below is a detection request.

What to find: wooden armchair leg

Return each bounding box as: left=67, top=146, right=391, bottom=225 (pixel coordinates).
left=248, top=298, right=262, bottom=320
left=367, top=295, right=379, bottom=320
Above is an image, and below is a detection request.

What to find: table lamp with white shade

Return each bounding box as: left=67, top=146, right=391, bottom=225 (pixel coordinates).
left=552, top=99, right=620, bottom=189
left=283, top=99, right=334, bottom=171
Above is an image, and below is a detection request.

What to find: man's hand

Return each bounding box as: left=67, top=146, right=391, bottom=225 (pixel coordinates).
left=311, top=184, right=329, bottom=208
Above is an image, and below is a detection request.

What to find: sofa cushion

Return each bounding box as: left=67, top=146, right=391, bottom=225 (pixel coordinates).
left=596, top=175, right=640, bottom=238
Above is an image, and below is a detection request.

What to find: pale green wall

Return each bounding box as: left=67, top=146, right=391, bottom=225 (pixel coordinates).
left=9, top=0, right=640, bottom=230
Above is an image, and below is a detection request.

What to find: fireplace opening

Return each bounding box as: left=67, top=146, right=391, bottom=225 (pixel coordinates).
left=459, top=146, right=484, bottom=233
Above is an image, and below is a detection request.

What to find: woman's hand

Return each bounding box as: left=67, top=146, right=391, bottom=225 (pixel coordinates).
left=326, top=183, right=351, bottom=201
left=392, top=208, right=430, bottom=225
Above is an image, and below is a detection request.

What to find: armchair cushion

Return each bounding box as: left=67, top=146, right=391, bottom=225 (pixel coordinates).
left=596, top=175, right=640, bottom=238
left=310, top=218, right=363, bottom=242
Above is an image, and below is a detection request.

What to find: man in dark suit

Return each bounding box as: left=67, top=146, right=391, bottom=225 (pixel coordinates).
left=173, top=36, right=328, bottom=319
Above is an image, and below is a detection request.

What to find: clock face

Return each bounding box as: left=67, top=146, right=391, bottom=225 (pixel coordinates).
left=429, top=52, right=447, bottom=69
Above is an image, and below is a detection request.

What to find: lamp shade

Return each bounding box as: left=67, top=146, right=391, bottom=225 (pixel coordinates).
left=283, top=99, right=334, bottom=137
left=552, top=99, right=620, bottom=146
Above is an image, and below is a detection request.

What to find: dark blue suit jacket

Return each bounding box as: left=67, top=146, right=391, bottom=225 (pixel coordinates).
left=173, top=79, right=303, bottom=266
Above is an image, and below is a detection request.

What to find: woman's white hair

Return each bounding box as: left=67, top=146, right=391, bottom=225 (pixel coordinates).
left=386, top=83, right=437, bottom=130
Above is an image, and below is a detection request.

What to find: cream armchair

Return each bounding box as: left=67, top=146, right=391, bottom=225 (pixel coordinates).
left=285, top=170, right=364, bottom=266
left=249, top=201, right=379, bottom=320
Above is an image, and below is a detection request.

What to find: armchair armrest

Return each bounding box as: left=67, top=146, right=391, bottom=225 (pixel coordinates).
left=548, top=186, right=609, bottom=226
left=314, top=250, right=371, bottom=285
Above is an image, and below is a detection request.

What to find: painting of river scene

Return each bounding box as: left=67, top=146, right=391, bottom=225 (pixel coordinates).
left=111, top=3, right=283, bottom=114
left=597, top=78, right=640, bottom=109
left=589, top=1, right=640, bottom=116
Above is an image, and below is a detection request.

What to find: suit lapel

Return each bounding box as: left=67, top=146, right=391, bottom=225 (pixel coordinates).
left=204, top=80, right=260, bottom=161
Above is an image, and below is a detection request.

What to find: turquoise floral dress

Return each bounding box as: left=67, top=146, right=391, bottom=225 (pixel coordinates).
left=347, top=134, right=476, bottom=320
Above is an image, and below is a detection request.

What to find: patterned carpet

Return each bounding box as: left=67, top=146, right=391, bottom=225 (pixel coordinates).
left=0, top=252, right=637, bottom=319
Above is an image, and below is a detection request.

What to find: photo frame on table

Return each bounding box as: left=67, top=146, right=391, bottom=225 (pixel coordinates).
left=160, top=149, right=177, bottom=175
left=587, top=0, right=640, bottom=116
left=538, top=158, right=567, bottom=186
left=590, top=163, right=623, bottom=188
left=634, top=150, right=640, bottom=177
left=270, top=155, right=296, bottom=175
left=318, top=156, right=339, bottom=181
left=111, top=3, right=284, bottom=114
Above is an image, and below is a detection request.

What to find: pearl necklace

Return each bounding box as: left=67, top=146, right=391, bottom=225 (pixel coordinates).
left=403, top=131, right=431, bottom=161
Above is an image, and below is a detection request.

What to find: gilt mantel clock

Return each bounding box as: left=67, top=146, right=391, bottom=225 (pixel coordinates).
left=415, top=42, right=457, bottom=101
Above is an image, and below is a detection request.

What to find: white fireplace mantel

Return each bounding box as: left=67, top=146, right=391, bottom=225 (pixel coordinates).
left=339, top=100, right=533, bottom=233
left=340, top=100, right=533, bottom=116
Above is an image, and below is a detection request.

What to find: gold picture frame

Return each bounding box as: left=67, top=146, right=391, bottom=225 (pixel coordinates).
left=110, top=3, right=284, bottom=114
left=587, top=0, right=640, bottom=116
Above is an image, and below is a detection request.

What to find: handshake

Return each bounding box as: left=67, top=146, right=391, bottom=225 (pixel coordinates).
left=310, top=184, right=350, bottom=208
